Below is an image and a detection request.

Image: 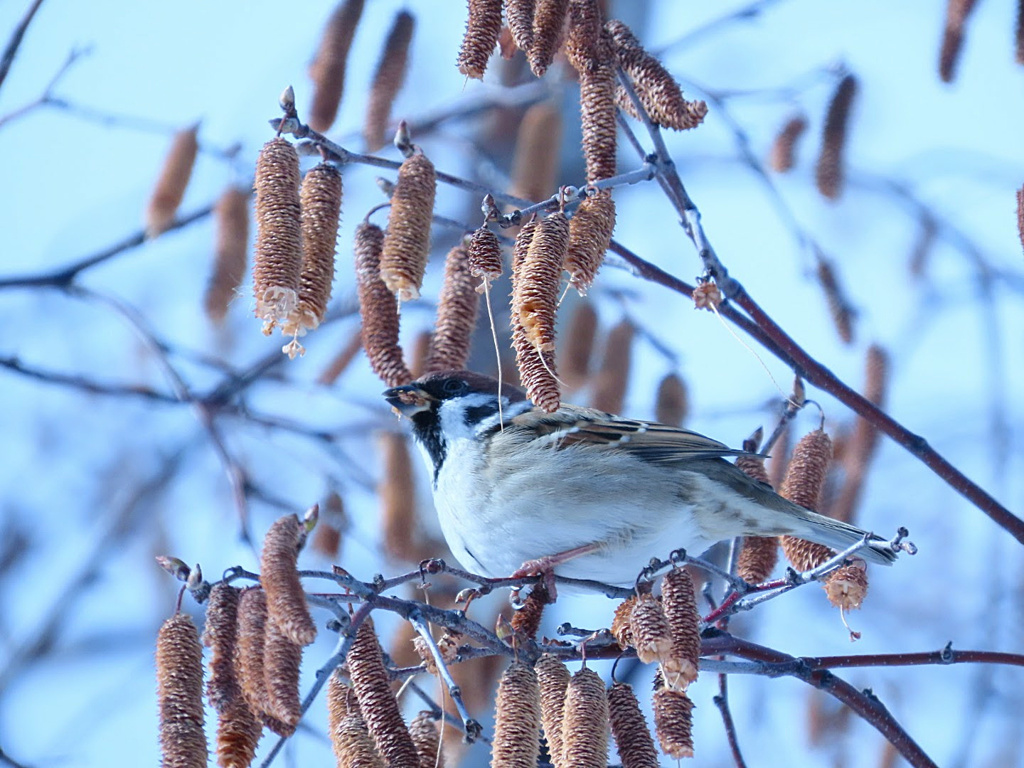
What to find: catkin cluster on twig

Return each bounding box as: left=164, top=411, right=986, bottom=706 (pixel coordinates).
left=780, top=430, right=835, bottom=572
left=365, top=11, right=415, bottom=152
left=606, top=20, right=707, bottom=131
left=492, top=661, right=542, bottom=768
left=253, top=138, right=302, bottom=330
left=815, top=74, right=857, bottom=201
left=565, top=190, right=615, bottom=295
left=424, top=242, right=480, bottom=373
left=157, top=613, right=208, bottom=768
left=205, top=187, right=250, bottom=325
left=147, top=125, right=199, bottom=238
left=561, top=667, right=609, bottom=768
left=458, top=0, right=503, bottom=79
left=309, top=0, right=365, bottom=133
left=355, top=221, right=413, bottom=387
left=381, top=151, right=436, bottom=301
left=608, top=682, right=659, bottom=768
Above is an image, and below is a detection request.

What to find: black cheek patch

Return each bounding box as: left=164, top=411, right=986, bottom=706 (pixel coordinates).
left=464, top=402, right=500, bottom=425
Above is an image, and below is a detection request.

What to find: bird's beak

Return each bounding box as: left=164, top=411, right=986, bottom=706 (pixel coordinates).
left=383, top=383, right=435, bottom=417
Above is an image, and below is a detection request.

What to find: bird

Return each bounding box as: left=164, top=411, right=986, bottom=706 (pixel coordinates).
left=383, top=369, right=898, bottom=588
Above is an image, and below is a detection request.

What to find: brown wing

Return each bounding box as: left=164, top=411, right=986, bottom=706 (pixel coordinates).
left=509, top=404, right=751, bottom=463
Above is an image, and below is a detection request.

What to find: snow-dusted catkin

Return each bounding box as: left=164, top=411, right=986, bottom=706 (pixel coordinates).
left=565, top=191, right=615, bottom=295
left=468, top=225, right=503, bottom=283
left=590, top=318, right=633, bottom=414
left=147, top=125, right=199, bottom=238
left=655, top=373, right=688, bottom=427
left=561, top=667, right=609, bottom=768
left=157, top=613, right=208, bottom=768
left=560, top=300, right=597, bottom=391
left=409, top=711, right=444, bottom=768
left=652, top=688, right=694, bottom=759
left=355, top=222, right=412, bottom=387
left=607, top=682, right=659, bottom=768
left=365, top=11, right=415, bottom=152
left=424, top=243, right=479, bottom=373
left=263, top=619, right=303, bottom=727
left=629, top=593, right=673, bottom=665
left=815, top=74, right=857, bottom=201
left=504, top=0, right=536, bottom=56
left=458, top=0, right=503, bottom=79
left=780, top=430, right=835, bottom=572
left=769, top=115, right=808, bottom=173
left=282, top=162, right=343, bottom=337
left=253, top=138, right=302, bottom=328
left=735, top=455, right=779, bottom=584
left=661, top=568, right=700, bottom=691
left=514, top=211, right=568, bottom=353
left=535, top=654, right=571, bottom=768
left=205, top=187, right=250, bottom=325
left=576, top=32, right=617, bottom=183
left=348, top=619, right=420, bottom=768
left=491, top=661, right=542, bottom=768
left=816, top=255, right=853, bottom=345
left=379, top=431, right=420, bottom=563
left=606, top=20, right=707, bottom=131
left=260, top=514, right=316, bottom=646
left=381, top=152, right=436, bottom=301
left=529, top=0, right=570, bottom=76
left=309, top=0, right=365, bottom=133
left=510, top=101, right=562, bottom=203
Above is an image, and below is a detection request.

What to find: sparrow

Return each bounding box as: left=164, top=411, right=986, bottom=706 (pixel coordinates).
left=384, top=370, right=897, bottom=587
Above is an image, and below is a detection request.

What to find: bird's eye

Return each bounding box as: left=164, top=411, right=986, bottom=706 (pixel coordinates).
left=442, top=379, right=467, bottom=396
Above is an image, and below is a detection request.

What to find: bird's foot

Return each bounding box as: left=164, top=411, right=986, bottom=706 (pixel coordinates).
left=509, top=543, right=601, bottom=600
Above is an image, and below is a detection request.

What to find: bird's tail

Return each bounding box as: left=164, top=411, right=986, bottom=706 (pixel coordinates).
left=787, top=507, right=898, bottom=566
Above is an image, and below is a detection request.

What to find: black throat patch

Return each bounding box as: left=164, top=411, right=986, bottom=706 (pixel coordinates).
left=410, top=408, right=446, bottom=483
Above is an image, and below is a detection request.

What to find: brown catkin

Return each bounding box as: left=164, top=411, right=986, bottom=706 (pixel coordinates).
left=560, top=300, right=597, bottom=390
left=253, top=138, right=303, bottom=327
left=365, top=11, right=415, bottom=152
left=564, top=0, right=604, bottom=73
left=355, top=222, right=413, bottom=387
left=381, top=152, right=436, bottom=301
left=157, top=613, right=208, bottom=768
left=816, top=254, right=854, bottom=345
left=260, top=514, right=316, bottom=647
left=590, top=318, right=633, bottom=414
left=654, top=373, right=688, bottom=427
left=535, top=654, right=571, bottom=768
left=652, top=688, right=694, bottom=759
left=491, top=661, right=542, bottom=768
left=514, top=211, right=569, bottom=353
left=606, top=20, right=707, bottom=131
left=203, top=583, right=241, bottom=712
left=468, top=225, right=503, bottom=282
left=309, top=0, right=366, bottom=133
left=561, top=667, right=609, bottom=768
left=424, top=243, right=480, bottom=373
left=607, top=682, right=659, bottom=768
left=348, top=619, right=420, bottom=768
left=629, top=593, right=673, bottom=665
left=735, top=455, right=779, bottom=584
left=327, top=672, right=362, bottom=734
left=379, top=431, right=421, bottom=562
left=215, top=688, right=262, bottom=768
left=205, top=187, right=250, bottom=325
left=147, top=125, right=199, bottom=238
left=283, top=162, right=343, bottom=337
left=815, top=74, right=857, bottom=201
left=1017, top=0, right=1024, bottom=65
left=263, top=619, right=303, bottom=727
left=318, top=328, right=364, bottom=386
left=779, top=430, right=835, bottom=572
left=825, top=560, right=869, bottom=611
left=610, top=595, right=638, bottom=650
left=1017, top=186, right=1024, bottom=254
left=939, top=0, right=978, bottom=82
left=564, top=191, right=615, bottom=295
left=235, top=588, right=292, bottom=736
left=510, top=101, right=562, bottom=203
left=409, top=711, right=444, bottom=768
left=511, top=220, right=560, bottom=410
left=830, top=345, right=888, bottom=524
left=504, top=0, right=536, bottom=55
left=458, top=0, right=503, bottom=79
left=408, top=329, right=434, bottom=379
left=661, top=568, right=700, bottom=691
left=333, top=716, right=386, bottom=768
left=509, top=581, right=552, bottom=639
left=529, top=0, right=570, bottom=76
left=769, top=115, right=808, bottom=173
left=576, top=32, right=617, bottom=183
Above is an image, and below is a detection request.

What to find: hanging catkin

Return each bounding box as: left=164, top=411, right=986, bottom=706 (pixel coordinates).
left=424, top=242, right=480, bottom=373
left=381, top=152, right=436, bottom=301
left=263, top=619, right=304, bottom=727
left=607, top=682, right=659, bottom=768
left=491, top=661, right=542, bottom=768
left=365, top=11, right=415, bottom=152
left=564, top=191, right=615, bottom=295
left=561, top=667, right=609, bottom=768
left=468, top=225, right=503, bottom=283
left=513, top=211, right=568, bottom=353
left=735, top=453, right=779, bottom=584
left=260, top=514, right=317, bottom=647
left=146, top=124, right=199, bottom=238
left=204, top=187, right=250, bottom=325
left=355, top=222, right=413, bottom=387
left=661, top=568, right=700, bottom=691
left=779, top=430, right=835, bottom=572
left=769, top=115, right=808, bottom=173
left=528, top=0, right=570, bottom=76
left=815, top=74, right=857, bottom=201
left=652, top=688, right=694, bottom=759
left=253, top=138, right=303, bottom=331
left=308, top=0, right=366, bottom=133
left=535, top=654, right=571, bottom=768
left=504, top=0, right=536, bottom=56
left=510, top=101, right=562, bottom=203
left=458, top=0, right=503, bottom=79
left=157, top=613, right=208, bottom=768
